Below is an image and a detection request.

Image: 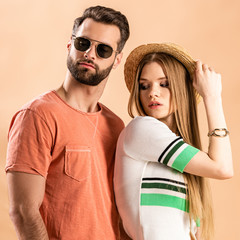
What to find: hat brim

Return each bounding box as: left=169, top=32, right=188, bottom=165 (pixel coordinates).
left=124, top=43, right=200, bottom=102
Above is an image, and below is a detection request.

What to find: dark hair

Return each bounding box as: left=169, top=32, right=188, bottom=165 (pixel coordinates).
left=72, top=6, right=130, bottom=52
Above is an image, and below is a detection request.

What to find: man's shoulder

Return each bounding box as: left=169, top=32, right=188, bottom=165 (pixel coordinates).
left=99, top=104, right=125, bottom=132
left=21, top=91, right=58, bottom=112
left=11, top=91, right=61, bottom=126
left=100, top=104, right=124, bottom=122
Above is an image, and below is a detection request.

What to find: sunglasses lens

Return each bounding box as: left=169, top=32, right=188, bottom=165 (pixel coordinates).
left=74, top=37, right=90, bottom=52
left=97, top=44, right=113, bottom=58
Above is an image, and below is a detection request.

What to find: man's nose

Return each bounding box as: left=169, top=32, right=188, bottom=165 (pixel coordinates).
left=84, top=44, right=96, bottom=60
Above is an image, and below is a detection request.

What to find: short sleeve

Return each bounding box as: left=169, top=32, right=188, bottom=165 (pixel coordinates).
left=122, top=116, right=199, bottom=173
left=5, top=109, right=53, bottom=178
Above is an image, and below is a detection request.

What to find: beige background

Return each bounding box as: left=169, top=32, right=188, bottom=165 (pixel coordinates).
left=0, top=0, right=239, bottom=239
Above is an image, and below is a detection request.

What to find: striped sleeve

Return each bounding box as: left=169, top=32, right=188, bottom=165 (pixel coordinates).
left=158, top=137, right=199, bottom=173
left=123, top=116, right=199, bottom=173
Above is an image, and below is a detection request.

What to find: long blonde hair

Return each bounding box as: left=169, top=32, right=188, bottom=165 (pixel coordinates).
left=128, top=52, right=214, bottom=240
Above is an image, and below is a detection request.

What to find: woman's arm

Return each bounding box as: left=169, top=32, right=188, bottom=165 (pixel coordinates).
left=184, top=60, right=233, bottom=179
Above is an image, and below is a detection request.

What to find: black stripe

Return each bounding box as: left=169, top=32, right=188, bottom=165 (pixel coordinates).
left=158, top=136, right=182, bottom=163
left=142, top=177, right=186, bottom=186
left=141, top=182, right=187, bottom=194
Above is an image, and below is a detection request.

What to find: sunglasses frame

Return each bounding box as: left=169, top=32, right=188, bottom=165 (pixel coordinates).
left=72, top=35, right=119, bottom=59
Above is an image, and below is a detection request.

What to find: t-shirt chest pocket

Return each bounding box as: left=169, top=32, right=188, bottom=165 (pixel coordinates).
left=64, top=145, right=92, bottom=181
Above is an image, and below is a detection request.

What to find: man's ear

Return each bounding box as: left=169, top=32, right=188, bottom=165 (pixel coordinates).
left=112, top=52, right=123, bottom=69
left=67, top=37, right=72, bottom=52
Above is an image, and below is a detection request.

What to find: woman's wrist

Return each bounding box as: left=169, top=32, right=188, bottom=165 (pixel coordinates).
left=203, top=95, right=222, bottom=107
left=203, top=95, right=226, bottom=131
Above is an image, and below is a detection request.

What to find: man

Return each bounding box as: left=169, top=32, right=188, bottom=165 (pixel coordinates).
left=6, top=6, right=130, bottom=240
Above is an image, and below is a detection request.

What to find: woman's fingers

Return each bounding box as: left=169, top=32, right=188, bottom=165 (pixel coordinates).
left=196, top=60, right=214, bottom=72
left=202, top=63, right=209, bottom=71
left=195, top=60, right=203, bottom=73
left=193, top=60, right=222, bottom=99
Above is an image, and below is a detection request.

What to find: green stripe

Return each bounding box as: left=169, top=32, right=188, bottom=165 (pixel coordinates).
left=172, top=145, right=200, bottom=173
left=141, top=182, right=186, bottom=194
left=141, top=193, right=189, bottom=212
left=163, top=141, right=185, bottom=165
left=196, top=218, right=201, bottom=227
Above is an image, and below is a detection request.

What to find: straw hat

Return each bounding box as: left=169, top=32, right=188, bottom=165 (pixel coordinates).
left=124, top=42, right=200, bottom=102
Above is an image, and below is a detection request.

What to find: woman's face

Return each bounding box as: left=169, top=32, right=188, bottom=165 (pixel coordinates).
left=139, top=61, right=175, bottom=128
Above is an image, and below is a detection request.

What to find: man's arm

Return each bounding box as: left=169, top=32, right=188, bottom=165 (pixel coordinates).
left=7, top=171, right=49, bottom=240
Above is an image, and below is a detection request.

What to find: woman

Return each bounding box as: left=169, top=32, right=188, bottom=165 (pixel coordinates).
left=114, top=43, right=233, bottom=240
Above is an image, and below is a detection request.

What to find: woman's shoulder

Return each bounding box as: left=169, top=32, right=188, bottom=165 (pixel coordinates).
left=122, top=116, right=174, bottom=140
left=126, top=116, right=168, bottom=131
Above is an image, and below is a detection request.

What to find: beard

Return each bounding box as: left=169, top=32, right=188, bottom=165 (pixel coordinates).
left=67, top=55, right=114, bottom=86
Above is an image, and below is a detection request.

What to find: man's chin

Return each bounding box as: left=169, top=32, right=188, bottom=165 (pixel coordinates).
left=73, top=76, right=102, bottom=86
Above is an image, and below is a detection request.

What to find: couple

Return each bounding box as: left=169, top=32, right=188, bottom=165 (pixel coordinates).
left=6, top=5, right=233, bottom=240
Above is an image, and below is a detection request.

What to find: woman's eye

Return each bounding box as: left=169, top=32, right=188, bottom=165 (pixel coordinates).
left=160, top=81, right=169, bottom=87
left=139, top=83, right=149, bottom=90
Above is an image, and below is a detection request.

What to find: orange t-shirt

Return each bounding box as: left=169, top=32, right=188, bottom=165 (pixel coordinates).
left=6, top=91, right=125, bottom=240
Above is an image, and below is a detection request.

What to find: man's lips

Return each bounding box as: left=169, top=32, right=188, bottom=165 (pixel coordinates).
left=79, top=62, right=95, bottom=69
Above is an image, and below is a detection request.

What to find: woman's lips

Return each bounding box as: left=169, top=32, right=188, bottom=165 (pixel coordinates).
left=148, top=101, right=162, bottom=109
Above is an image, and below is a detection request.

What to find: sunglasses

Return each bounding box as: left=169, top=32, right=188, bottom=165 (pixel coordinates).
left=72, top=36, right=118, bottom=59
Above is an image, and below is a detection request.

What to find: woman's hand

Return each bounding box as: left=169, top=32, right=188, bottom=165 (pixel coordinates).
left=193, top=60, right=222, bottom=100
